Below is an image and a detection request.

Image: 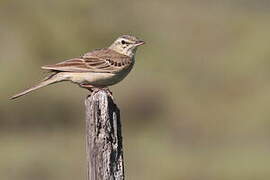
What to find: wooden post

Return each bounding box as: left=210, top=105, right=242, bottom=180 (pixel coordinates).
left=85, top=90, right=124, bottom=180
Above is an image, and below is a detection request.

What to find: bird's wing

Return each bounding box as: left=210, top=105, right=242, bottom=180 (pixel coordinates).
left=41, top=49, right=132, bottom=73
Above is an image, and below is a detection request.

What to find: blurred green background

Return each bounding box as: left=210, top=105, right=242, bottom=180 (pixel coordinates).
left=1, top=0, right=270, bottom=179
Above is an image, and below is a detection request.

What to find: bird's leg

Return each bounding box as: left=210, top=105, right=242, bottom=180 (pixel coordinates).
left=79, top=84, right=94, bottom=92
left=80, top=84, right=114, bottom=100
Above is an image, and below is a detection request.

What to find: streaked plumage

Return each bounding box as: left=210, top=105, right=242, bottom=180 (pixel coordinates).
left=42, top=48, right=132, bottom=73
left=10, top=35, right=145, bottom=99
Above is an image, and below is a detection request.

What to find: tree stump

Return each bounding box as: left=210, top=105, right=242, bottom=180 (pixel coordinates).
left=85, top=90, right=124, bottom=180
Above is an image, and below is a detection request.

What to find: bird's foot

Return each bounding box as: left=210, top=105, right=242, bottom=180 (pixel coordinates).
left=80, top=83, right=94, bottom=91
left=80, top=84, right=114, bottom=100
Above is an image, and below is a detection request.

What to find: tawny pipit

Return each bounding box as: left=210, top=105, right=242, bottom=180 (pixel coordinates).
left=10, top=35, right=145, bottom=99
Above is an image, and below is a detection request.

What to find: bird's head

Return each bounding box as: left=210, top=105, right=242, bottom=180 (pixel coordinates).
left=109, top=35, right=145, bottom=57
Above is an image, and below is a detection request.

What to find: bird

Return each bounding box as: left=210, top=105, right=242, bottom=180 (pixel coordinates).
left=10, top=35, right=145, bottom=100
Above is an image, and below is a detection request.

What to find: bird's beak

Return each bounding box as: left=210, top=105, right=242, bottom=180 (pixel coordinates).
left=135, top=40, right=145, bottom=46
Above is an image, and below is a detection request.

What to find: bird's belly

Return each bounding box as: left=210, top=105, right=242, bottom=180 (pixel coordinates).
left=64, top=71, right=129, bottom=87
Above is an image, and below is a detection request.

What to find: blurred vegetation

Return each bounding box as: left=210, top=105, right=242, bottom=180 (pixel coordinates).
left=1, top=0, right=270, bottom=179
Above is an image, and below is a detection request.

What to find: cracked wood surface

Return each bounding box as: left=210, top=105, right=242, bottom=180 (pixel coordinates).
left=85, top=90, right=124, bottom=180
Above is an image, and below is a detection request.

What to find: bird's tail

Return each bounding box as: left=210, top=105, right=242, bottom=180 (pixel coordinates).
left=10, top=72, right=64, bottom=100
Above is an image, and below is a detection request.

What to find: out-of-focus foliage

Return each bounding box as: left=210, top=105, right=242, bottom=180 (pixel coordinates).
left=1, top=0, right=270, bottom=179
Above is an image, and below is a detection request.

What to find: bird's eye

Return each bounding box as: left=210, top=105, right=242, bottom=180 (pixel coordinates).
left=121, top=40, right=126, bottom=44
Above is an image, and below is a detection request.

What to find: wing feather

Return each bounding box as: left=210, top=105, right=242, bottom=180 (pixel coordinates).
left=41, top=49, right=132, bottom=73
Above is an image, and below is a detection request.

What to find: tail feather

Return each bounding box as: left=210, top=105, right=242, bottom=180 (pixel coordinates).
left=10, top=73, right=63, bottom=100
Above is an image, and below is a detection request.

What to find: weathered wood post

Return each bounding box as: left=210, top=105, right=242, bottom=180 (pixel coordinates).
left=85, top=90, right=124, bottom=180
